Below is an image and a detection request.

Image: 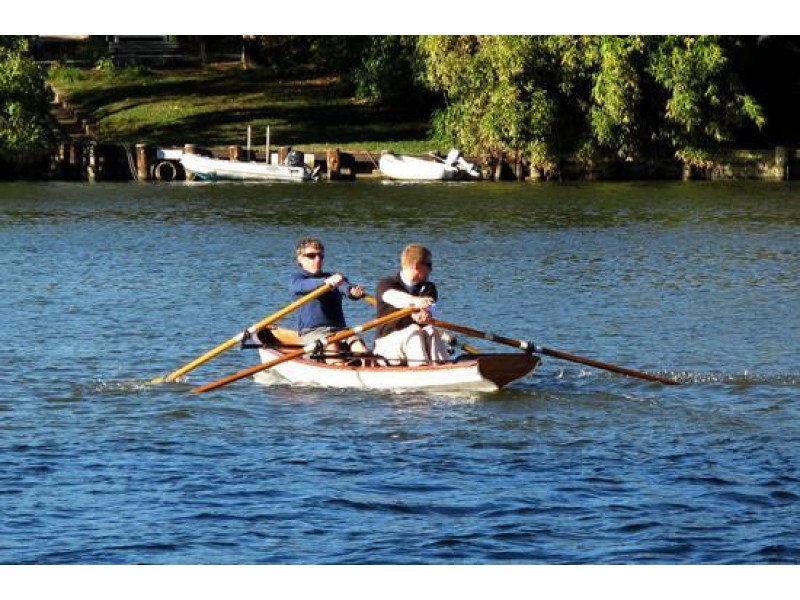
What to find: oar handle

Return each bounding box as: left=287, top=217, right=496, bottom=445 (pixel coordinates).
left=191, top=307, right=416, bottom=394
left=363, top=295, right=478, bottom=354
left=430, top=319, right=538, bottom=352
left=158, top=283, right=334, bottom=383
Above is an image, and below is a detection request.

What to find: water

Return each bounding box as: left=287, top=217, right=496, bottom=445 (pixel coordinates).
left=1, top=180, right=798, bottom=565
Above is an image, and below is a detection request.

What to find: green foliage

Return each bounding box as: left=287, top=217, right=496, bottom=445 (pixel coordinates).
left=94, top=56, right=115, bottom=72
left=353, top=36, right=424, bottom=109
left=48, top=63, right=85, bottom=84
left=0, top=44, right=53, bottom=169
left=42, top=63, right=432, bottom=151
left=421, top=36, right=568, bottom=170
left=250, top=36, right=370, bottom=79
left=647, top=36, right=766, bottom=165
left=0, top=36, right=30, bottom=52
left=37, top=36, right=771, bottom=172
left=50, top=61, right=153, bottom=87
left=419, top=35, right=765, bottom=169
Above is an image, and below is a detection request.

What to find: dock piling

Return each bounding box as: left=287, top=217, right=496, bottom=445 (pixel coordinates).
left=135, top=144, right=152, bottom=181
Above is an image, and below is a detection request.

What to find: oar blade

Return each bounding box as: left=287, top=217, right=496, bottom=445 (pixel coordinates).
left=540, top=346, right=681, bottom=385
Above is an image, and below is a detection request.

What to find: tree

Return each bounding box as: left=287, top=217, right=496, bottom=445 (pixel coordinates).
left=647, top=35, right=765, bottom=166
left=0, top=38, right=53, bottom=172
left=353, top=36, right=424, bottom=108
left=418, top=35, right=765, bottom=173
left=419, top=36, right=579, bottom=173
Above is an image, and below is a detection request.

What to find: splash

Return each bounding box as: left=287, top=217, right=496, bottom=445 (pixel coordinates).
left=90, top=378, right=193, bottom=395
left=669, top=371, right=800, bottom=386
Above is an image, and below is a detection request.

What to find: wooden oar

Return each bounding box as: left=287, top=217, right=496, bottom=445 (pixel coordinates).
left=191, top=307, right=416, bottom=394
left=430, top=319, right=680, bottom=385
left=151, top=283, right=334, bottom=384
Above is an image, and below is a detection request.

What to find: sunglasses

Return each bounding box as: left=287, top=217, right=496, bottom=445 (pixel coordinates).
left=422, top=261, right=433, bottom=269
left=302, top=252, right=325, bottom=260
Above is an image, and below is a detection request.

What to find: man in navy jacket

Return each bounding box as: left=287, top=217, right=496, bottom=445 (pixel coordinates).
left=290, top=237, right=368, bottom=362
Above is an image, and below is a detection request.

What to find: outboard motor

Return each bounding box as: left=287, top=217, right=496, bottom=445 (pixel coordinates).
left=286, top=149, right=304, bottom=167
left=445, top=148, right=460, bottom=166
left=457, top=156, right=481, bottom=179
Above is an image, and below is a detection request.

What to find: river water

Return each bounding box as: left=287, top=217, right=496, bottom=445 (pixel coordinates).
left=0, top=180, right=797, bottom=566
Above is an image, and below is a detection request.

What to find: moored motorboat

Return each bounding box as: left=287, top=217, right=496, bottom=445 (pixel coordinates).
left=252, top=328, right=538, bottom=392
left=379, top=149, right=480, bottom=181
left=181, top=152, right=319, bottom=182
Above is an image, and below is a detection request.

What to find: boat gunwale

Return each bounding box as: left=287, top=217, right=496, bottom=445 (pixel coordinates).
left=259, top=346, right=539, bottom=374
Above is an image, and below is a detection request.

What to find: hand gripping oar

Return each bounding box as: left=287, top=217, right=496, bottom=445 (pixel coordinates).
left=191, top=307, right=416, bottom=394
left=430, top=319, right=680, bottom=386
left=361, top=293, right=482, bottom=355
left=151, top=283, right=335, bottom=384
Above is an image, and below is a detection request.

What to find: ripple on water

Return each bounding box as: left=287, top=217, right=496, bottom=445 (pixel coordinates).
left=2, top=182, right=799, bottom=565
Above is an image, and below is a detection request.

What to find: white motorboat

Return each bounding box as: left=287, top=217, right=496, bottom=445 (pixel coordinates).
left=181, top=152, right=319, bottom=182
left=379, top=149, right=480, bottom=181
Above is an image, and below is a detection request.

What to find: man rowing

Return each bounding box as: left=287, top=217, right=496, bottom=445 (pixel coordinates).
left=289, top=237, right=368, bottom=363
left=373, top=244, right=449, bottom=365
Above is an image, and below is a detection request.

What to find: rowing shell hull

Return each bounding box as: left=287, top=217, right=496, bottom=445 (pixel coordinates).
left=255, top=348, right=539, bottom=392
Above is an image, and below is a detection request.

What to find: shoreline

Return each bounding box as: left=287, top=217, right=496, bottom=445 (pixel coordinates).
left=39, top=141, right=798, bottom=183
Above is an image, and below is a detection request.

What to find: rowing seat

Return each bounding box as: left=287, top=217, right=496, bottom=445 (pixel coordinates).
left=257, top=327, right=302, bottom=346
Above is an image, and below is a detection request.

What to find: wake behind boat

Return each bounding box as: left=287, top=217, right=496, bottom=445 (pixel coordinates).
left=252, top=327, right=539, bottom=392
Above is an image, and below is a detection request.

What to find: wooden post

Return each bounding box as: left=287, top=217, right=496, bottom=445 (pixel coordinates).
left=87, top=143, right=98, bottom=182
left=68, top=142, right=83, bottom=181
left=135, top=144, right=152, bottom=181
left=775, top=146, right=788, bottom=180
left=83, top=117, right=96, bottom=139
left=279, top=146, right=290, bottom=165
left=183, top=144, right=197, bottom=181
left=68, top=142, right=81, bottom=168
left=326, top=149, right=341, bottom=180
left=229, top=145, right=243, bottom=161
left=53, top=142, right=69, bottom=179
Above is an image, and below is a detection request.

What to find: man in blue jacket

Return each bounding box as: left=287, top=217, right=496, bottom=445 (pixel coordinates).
left=290, top=237, right=368, bottom=362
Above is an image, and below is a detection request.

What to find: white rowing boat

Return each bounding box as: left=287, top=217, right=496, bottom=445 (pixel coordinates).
left=252, top=328, right=539, bottom=392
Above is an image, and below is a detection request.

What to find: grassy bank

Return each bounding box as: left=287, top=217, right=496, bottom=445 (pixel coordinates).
left=47, top=62, right=436, bottom=154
